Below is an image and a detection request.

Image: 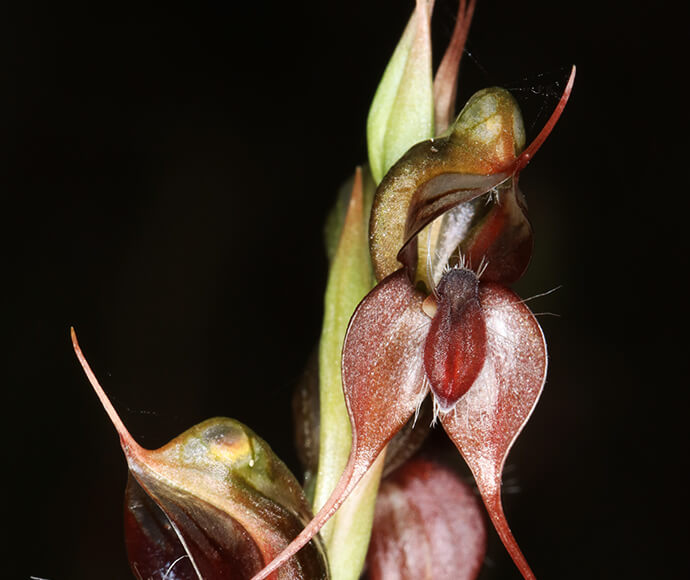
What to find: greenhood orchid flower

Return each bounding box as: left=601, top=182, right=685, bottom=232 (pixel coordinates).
left=252, top=64, right=574, bottom=580
left=72, top=330, right=329, bottom=580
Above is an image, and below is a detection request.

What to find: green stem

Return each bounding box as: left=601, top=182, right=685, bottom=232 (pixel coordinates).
left=312, top=168, right=380, bottom=580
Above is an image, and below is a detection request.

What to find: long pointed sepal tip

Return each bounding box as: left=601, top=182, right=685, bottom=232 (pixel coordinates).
left=71, top=327, right=140, bottom=453
left=485, top=493, right=535, bottom=580
left=515, top=64, right=576, bottom=174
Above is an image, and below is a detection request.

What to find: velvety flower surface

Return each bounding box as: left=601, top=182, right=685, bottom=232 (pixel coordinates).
left=252, top=68, right=574, bottom=580
left=366, top=457, right=486, bottom=580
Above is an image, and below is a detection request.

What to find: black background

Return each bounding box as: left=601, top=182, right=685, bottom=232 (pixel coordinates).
left=4, top=0, right=687, bottom=578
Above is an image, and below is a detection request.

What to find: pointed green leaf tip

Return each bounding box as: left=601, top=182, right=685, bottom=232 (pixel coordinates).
left=314, top=168, right=381, bottom=580
left=367, top=0, right=434, bottom=184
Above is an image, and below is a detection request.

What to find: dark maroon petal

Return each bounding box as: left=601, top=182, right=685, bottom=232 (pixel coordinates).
left=291, top=347, right=433, bottom=488
left=400, top=170, right=511, bottom=265
left=399, top=174, right=532, bottom=286
left=125, top=474, right=264, bottom=580
left=343, top=269, right=431, bottom=455
left=460, top=179, right=533, bottom=284
left=424, top=268, right=487, bottom=411
left=125, top=475, right=198, bottom=580
left=367, top=457, right=486, bottom=580
left=252, top=269, right=431, bottom=580
left=439, top=283, right=547, bottom=579
left=382, top=397, right=433, bottom=479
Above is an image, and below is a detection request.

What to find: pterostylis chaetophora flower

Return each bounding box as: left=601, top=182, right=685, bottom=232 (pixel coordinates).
left=72, top=329, right=329, bottom=580
left=252, top=0, right=574, bottom=578
left=76, top=0, right=573, bottom=578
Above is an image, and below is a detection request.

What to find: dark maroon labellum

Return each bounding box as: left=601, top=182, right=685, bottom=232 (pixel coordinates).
left=424, top=268, right=487, bottom=411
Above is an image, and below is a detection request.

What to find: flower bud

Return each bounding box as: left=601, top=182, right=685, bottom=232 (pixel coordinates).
left=367, top=457, right=486, bottom=580
left=367, top=0, right=434, bottom=184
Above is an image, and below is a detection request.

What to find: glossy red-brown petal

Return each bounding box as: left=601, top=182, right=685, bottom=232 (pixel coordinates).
left=401, top=170, right=512, bottom=260
left=292, top=348, right=434, bottom=489
left=460, top=179, right=533, bottom=284
left=439, top=283, right=547, bottom=580
left=409, top=178, right=532, bottom=287
left=124, top=475, right=199, bottom=580
left=395, top=170, right=512, bottom=282
left=382, top=397, right=433, bottom=479
left=252, top=270, right=431, bottom=580
left=366, top=457, right=486, bottom=580
left=424, top=268, right=487, bottom=411
left=125, top=474, right=264, bottom=580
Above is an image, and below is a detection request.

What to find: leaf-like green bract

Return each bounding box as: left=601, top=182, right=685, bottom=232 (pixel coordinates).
left=72, top=329, right=329, bottom=580
left=366, top=457, right=486, bottom=580
left=366, top=0, right=434, bottom=185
